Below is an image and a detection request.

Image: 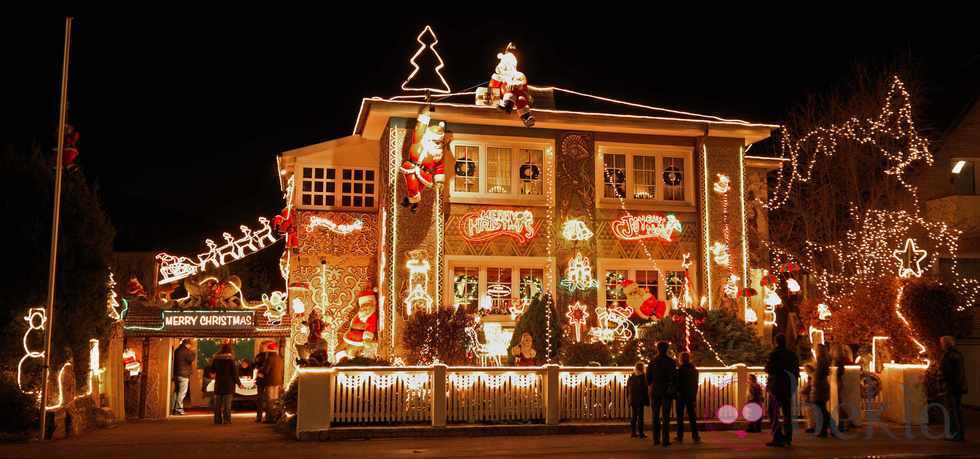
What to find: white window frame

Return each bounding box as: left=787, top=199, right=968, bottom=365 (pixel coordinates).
left=596, top=258, right=694, bottom=307
left=595, top=142, right=695, bottom=211
left=449, top=135, right=554, bottom=207
left=445, top=255, right=555, bottom=314
left=295, top=163, right=378, bottom=211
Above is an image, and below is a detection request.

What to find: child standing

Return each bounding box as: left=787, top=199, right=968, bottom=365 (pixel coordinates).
left=627, top=362, right=649, bottom=438
left=747, top=374, right=764, bottom=432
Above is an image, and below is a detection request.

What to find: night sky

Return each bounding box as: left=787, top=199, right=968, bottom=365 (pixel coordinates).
left=4, top=16, right=977, bottom=253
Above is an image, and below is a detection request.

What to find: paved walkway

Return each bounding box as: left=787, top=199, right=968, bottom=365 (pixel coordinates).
left=0, top=413, right=976, bottom=458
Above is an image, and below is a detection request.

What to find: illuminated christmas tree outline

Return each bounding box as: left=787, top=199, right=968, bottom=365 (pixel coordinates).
left=401, top=25, right=452, bottom=94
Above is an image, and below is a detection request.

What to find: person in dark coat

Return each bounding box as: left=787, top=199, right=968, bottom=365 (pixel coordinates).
left=765, top=334, right=800, bottom=447
left=209, top=343, right=242, bottom=425
left=255, top=341, right=285, bottom=423
left=675, top=352, right=700, bottom=443
left=171, top=339, right=195, bottom=415
left=941, top=336, right=967, bottom=441
left=747, top=374, right=765, bottom=432
left=810, top=344, right=832, bottom=438
left=627, top=362, right=648, bottom=438
left=646, top=341, right=677, bottom=447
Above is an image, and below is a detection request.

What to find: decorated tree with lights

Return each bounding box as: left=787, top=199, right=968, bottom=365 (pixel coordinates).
left=401, top=307, right=474, bottom=365
left=508, top=294, right=560, bottom=364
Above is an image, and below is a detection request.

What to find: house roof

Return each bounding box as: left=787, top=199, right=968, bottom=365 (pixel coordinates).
left=353, top=96, right=778, bottom=144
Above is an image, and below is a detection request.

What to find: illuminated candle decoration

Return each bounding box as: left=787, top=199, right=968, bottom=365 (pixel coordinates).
left=817, top=303, right=832, bottom=321
left=157, top=216, right=278, bottom=284
left=892, top=238, right=927, bottom=279
left=305, top=216, right=365, bottom=234
left=400, top=25, right=452, bottom=94
left=610, top=214, right=683, bottom=242
left=403, top=250, right=434, bottom=315
left=710, top=242, right=731, bottom=267
left=17, top=308, right=46, bottom=393
left=566, top=301, right=590, bottom=343
left=561, top=252, right=599, bottom=292
left=460, top=209, right=537, bottom=244
left=562, top=219, right=594, bottom=241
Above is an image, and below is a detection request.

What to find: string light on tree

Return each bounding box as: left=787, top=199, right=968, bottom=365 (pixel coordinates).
left=817, top=303, right=832, bottom=321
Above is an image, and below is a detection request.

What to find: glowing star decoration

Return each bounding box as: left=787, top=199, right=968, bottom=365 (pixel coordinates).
left=562, top=219, right=594, bottom=241
left=892, top=238, right=927, bottom=279
left=17, top=308, right=46, bottom=393
left=710, top=242, right=731, bottom=267
left=461, top=209, right=537, bottom=244
left=400, top=25, right=451, bottom=94
left=561, top=252, right=599, bottom=292
left=403, top=249, right=434, bottom=316
left=723, top=274, right=740, bottom=299
left=712, top=174, right=731, bottom=194
left=157, top=216, right=278, bottom=284
left=305, top=216, right=365, bottom=235
left=610, top=214, right=683, bottom=242
left=786, top=278, right=801, bottom=294
left=566, top=301, right=590, bottom=343
left=817, top=303, right=832, bottom=321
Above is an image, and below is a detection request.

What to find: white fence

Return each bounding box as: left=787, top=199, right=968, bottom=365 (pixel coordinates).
left=297, top=363, right=849, bottom=437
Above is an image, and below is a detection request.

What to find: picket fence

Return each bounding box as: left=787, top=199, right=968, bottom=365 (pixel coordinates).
left=296, top=363, right=824, bottom=436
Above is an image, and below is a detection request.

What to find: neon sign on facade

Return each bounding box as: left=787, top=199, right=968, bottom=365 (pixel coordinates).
left=460, top=209, right=537, bottom=244
left=610, top=214, right=682, bottom=242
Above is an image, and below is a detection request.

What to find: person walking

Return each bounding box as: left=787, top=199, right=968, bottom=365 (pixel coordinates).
left=627, top=362, right=648, bottom=438
left=675, top=352, right=700, bottom=443
left=811, top=344, right=832, bottom=438
left=171, top=339, right=195, bottom=415
left=746, top=374, right=764, bottom=433
left=940, top=335, right=967, bottom=441
left=765, top=334, right=800, bottom=447
left=646, top=341, right=677, bottom=447
left=255, top=341, right=285, bottom=423
left=209, top=343, right=242, bottom=425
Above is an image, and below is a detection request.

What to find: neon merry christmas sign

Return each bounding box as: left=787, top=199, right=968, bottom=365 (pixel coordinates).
left=610, top=213, right=682, bottom=242
left=460, top=209, right=537, bottom=244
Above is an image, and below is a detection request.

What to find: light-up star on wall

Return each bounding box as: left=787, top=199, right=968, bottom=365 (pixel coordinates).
left=892, top=238, right=927, bottom=278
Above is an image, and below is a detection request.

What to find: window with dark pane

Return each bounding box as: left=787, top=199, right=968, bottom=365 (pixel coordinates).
left=636, top=270, right=659, bottom=299
left=340, top=167, right=376, bottom=209
left=605, top=270, right=627, bottom=309
left=519, top=149, right=543, bottom=195
left=453, top=267, right=479, bottom=313
left=603, top=154, right=626, bottom=198
left=662, top=157, right=685, bottom=201
left=453, top=145, right=479, bottom=192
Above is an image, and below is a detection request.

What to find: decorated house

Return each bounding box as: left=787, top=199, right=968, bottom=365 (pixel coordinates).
left=274, top=41, right=783, bottom=370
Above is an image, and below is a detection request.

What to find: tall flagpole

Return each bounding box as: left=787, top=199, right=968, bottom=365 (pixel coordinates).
left=39, top=16, right=73, bottom=441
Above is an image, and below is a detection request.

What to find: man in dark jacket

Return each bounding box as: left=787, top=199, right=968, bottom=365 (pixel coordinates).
left=675, top=352, right=700, bottom=443
left=941, top=336, right=967, bottom=441
left=766, top=334, right=800, bottom=447
left=209, top=343, right=242, bottom=425
left=647, top=341, right=677, bottom=447
left=171, top=339, right=195, bottom=415
left=254, top=341, right=285, bottom=423
left=627, top=362, right=648, bottom=438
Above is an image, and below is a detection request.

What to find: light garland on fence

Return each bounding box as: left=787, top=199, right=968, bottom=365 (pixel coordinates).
left=699, top=373, right=734, bottom=389
left=156, top=216, right=278, bottom=285
left=892, top=238, right=927, bottom=279
left=400, top=25, right=451, bottom=94
left=561, top=251, right=598, bottom=292
left=18, top=308, right=46, bottom=393
left=305, top=216, right=364, bottom=234
left=562, top=219, right=594, bottom=241
left=766, top=76, right=932, bottom=211
left=566, top=301, right=590, bottom=343
left=559, top=372, right=629, bottom=388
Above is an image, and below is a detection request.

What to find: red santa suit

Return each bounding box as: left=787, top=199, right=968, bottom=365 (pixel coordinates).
left=621, top=279, right=667, bottom=320
left=344, top=291, right=379, bottom=347
left=400, top=112, right=447, bottom=204
left=273, top=208, right=298, bottom=251
left=490, top=46, right=534, bottom=127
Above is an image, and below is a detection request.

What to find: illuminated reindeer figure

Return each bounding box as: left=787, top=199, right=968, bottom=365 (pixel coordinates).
left=216, top=232, right=243, bottom=265
left=197, top=239, right=220, bottom=270
left=234, top=225, right=259, bottom=256
left=252, top=217, right=277, bottom=249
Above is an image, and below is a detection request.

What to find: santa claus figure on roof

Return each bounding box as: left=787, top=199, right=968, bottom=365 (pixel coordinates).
left=490, top=43, right=534, bottom=128
left=343, top=290, right=379, bottom=357
left=400, top=110, right=449, bottom=213
left=621, top=279, right=667, bottom=321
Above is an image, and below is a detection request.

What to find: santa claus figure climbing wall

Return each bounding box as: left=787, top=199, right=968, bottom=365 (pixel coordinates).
left=400, top=110, right=449, bottom=212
